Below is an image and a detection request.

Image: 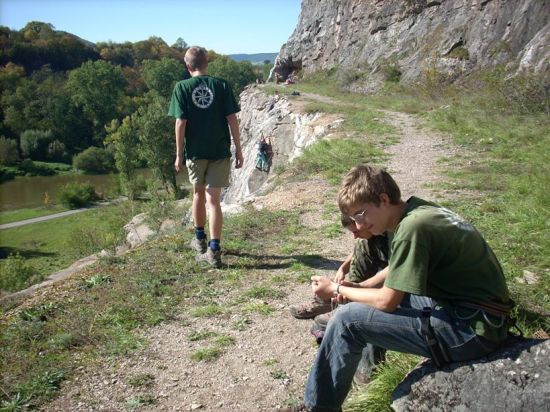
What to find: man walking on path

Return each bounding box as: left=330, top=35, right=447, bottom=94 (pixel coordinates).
left=168, top=46, right=244, bottom=267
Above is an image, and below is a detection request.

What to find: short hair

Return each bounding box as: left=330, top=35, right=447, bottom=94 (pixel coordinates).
left=184, top=46, right=208, bottom=71
left=338, top=165, right=401, bottom=213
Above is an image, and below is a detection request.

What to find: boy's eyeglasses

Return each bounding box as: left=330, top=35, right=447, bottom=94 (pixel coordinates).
left=349, top=208, right=368, bottom=223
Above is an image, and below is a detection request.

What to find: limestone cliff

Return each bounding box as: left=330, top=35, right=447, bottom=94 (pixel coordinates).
left=223, top=86, right=342, bottom=204
left=271, top=0, right=549, bottom=89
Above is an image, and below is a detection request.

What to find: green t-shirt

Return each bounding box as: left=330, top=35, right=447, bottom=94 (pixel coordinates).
left=167, top=75, right=240, bottom=160
left=385, top=197, right=511, bottom=341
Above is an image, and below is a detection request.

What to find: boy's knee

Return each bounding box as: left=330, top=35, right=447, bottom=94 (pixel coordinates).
left=333, top=302, right=375, bottom=326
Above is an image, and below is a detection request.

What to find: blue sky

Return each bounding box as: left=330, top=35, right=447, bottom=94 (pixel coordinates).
left=0, top=0, right=301, bottom=54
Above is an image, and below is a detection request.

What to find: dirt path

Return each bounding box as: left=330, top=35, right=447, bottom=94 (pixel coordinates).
left=42, top=110, right=455, bottom=412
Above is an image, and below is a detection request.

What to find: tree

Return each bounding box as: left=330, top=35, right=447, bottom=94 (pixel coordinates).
left=208, top=55, right=256, bottom=96
left=135, top=94, right=177, bottom=197
left=105, top=117, right=141, bottom=199
left=172, top=37, right=188, bottom=50
left=67, top=60, right=127, bottom=137
left=20, top=129, right=54, bottom=160
left=73, top=146, right=115, bottom=174
left=0, top=136, right=19, bottom=165
left=141, top=58, right=187, bottom=98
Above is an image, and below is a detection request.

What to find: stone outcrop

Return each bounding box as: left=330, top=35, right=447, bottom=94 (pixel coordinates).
left=271, top=0, right=550, bottom=89
left=391, top=339, right=550, bottom=412
left=223, top=85, right=343, bottom=204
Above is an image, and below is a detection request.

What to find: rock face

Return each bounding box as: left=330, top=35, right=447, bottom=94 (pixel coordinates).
left=271, top=0, right=550, bottom=88
left=391, top=339, right=550, bottom=412
left=223, top=85, right=343, bottom=204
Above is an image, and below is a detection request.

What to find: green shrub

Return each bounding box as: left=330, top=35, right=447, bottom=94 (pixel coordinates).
left=20, top=129, right=54, bottom=160
left=381, top=64, right=402, bottom=82
left=0, top=166, right=17, bottom=182
left=0, top=136, right=19, bottom=165
left=46, top=140, right=69, bottom=162
left=57, top=182, right=97, bottom=209
left=448, top=46, right=470, bottom=60
left=0, top=253, right=38, bottom=292
left=19, top=159, right=56, bottom=176
left=73, top=146, right=115, bottom=174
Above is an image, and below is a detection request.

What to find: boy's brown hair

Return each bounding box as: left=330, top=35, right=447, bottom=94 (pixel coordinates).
left=184, top=46, right=208, bottom=71
left=338, top=165, right=401, bottom=213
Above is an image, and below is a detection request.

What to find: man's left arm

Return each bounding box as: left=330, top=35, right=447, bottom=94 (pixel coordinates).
left=311, top=275, right=404, bottom=312
left=226, top=113, right=243, bottom=169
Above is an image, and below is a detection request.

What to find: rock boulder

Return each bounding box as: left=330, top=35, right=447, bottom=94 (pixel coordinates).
left=391, top=338, right=550, bottom=412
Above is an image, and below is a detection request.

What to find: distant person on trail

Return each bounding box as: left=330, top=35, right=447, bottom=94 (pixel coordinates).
left=168, top=46, right=244, bottom=268
left=276, top=164, right=514, bottom=412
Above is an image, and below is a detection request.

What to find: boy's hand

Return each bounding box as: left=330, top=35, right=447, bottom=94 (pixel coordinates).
left=174, top=155, right=183, bottom=172
left=311, top=276, right=336, bottom=300
left=334, top=280, right=360, bottom=304
left=333, top=267, right=346, bottom=283
left=235, top=149, right=244, bottom=169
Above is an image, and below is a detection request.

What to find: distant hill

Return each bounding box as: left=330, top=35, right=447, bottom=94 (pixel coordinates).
left=228, top=53, right=278, bottom=65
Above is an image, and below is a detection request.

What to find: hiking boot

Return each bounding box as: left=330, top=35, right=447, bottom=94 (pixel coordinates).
left=313, top=312, right=332, bottom=329
left=310, top=312, right=333, bottom=344
left=196, top=248, right=222, bottom=268
left=189, top=237, right=207, bottom=254
left=289, top=296, right=332, bottom=319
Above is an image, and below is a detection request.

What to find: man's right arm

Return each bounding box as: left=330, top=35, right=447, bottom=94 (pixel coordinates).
left=174, top=118, right=186, bottom=172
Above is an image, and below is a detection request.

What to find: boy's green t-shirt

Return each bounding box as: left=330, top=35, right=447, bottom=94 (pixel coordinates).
left=168, top=75, right=240, bottom=160
left=385, top=197, right=511, bottom=341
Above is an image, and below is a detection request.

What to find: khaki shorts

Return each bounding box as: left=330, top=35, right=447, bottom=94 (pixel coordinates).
left=186, top=158, right=231, bottom=187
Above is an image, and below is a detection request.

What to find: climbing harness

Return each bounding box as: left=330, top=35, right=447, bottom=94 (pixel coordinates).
left=420, top=304, right=451, bottom=368
left=420, top=298, right=519, bottom=368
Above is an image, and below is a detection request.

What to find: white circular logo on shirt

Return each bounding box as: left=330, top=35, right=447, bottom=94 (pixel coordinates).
left=192, top=83, right=214, bottom=108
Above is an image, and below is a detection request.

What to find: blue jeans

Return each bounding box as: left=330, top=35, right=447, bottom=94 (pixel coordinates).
left=304, top=295, right=500, bottom=411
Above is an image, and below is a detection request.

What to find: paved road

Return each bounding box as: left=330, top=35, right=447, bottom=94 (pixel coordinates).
left=0, top=208, right=90, bottom=229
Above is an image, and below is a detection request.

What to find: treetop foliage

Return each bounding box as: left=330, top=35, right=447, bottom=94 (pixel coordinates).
left=0, top=21, right=259, bottom=193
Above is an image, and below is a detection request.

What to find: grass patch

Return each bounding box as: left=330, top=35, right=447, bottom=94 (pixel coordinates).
left=243, top=285, right=285, bottom=300
left=242, top=301, right=276, bottom=316
left=289, top=139, right=385, bottom=184
left=188, top=330, right=218, bottom=341
left=190, top=347, right=222, bottom=362
left=0, top=201, right=144, bottom=291
left=125, top=394, right=157, bottom=409
left=0, top=205, right=68, bottom=225
left=127, top=373, right=155, bottom=388
left=345, top=353, right=420, bottom=412
left=190, top=304, right=224, bottom=318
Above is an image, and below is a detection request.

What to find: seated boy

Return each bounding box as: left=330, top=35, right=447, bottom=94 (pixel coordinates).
left=277, top=165, right=513, bottom=412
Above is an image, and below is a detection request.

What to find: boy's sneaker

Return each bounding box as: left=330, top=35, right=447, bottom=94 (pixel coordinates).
left=196, top=248, right=222, bottom=268
left=289, top=296, right=332, bottom=319
left=189, top=237, right=207, bottom=254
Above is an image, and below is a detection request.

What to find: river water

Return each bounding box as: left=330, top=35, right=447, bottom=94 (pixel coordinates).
left=0, top=169, right=189, bottom=211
